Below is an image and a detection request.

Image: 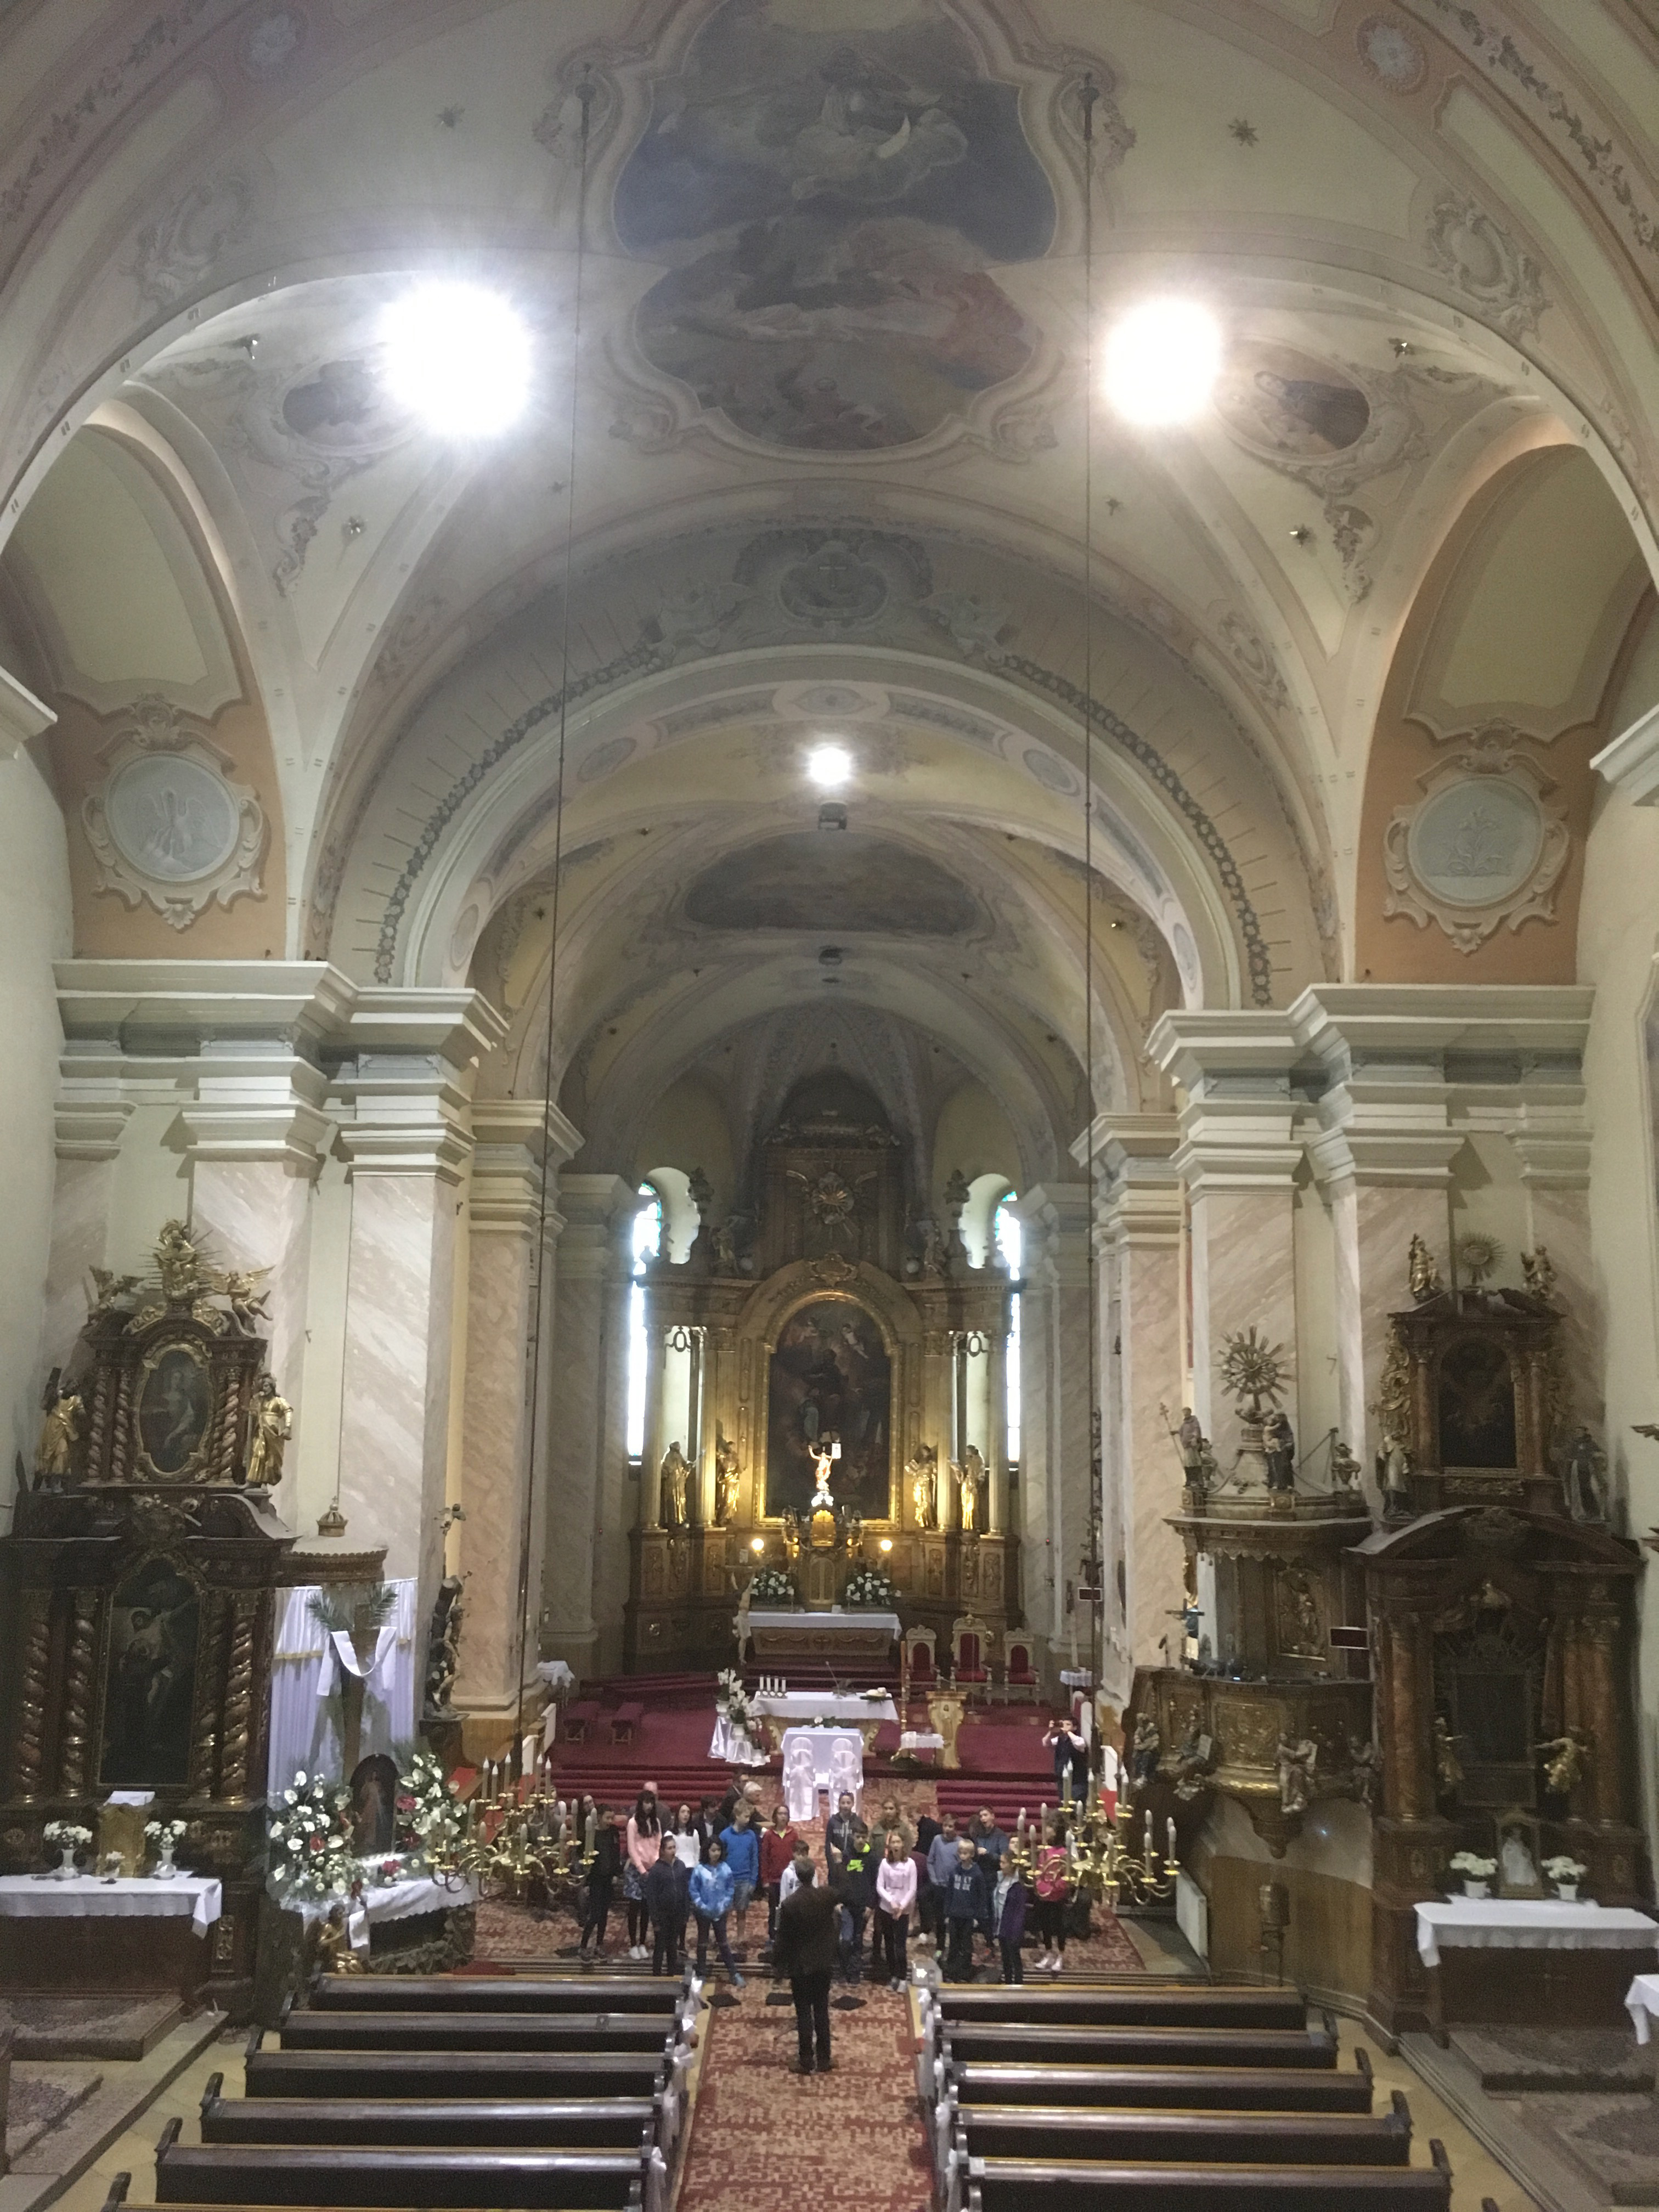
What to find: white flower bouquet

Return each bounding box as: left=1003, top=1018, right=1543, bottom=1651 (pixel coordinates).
left=749, top=1566, right=795, bottom=1605
left=1448, top=1851, right=1497, bottom=1877
left=844, top=1565, right=896, bottom=1607
left=144, top=1818, right=187, bottom=1843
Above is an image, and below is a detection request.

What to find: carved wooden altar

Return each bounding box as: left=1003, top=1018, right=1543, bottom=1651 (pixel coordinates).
left=0, top=1225, right=304, bottom=2018
left=624, top=1087, right=1018, bottom=1673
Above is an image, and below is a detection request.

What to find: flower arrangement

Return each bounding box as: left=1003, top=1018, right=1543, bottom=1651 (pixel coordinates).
left=1448, top=1851, right=1497, bottom=1876
left=1543, top=1854, right=1587, bottom=1898
left=715, top=1667, right=753, bottom=1736
left=398, top=1750, right=463, bottom=1858
left=144, top=1818, right=187, bottom=1844
left=749, top=1566, right=795, bottom=1605
left=268, top=1771, right=358, bottom=1901
left=43, top=1821, right=93, bottom=1851
left=844, top=1565, right=896, bottom=1608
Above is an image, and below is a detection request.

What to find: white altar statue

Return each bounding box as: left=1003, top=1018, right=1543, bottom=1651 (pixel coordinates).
left=827, top=1729, right=865, bottom=1813
left=809, top=1435, right=840, bottom=1512
left=783, top=1734, right=819, bottom=1825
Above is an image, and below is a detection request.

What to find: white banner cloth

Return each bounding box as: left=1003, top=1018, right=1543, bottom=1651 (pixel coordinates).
left=1415, top=1898, right=1659, bottom=1969
left=1626, top=1972, right=1659, bottom=2044
left=749, top=1692, right=897, bottom=1726
left=0, top=1873, right=222, bottom=1938
left=746, top=1607, right=901, bottom=1641
left=266, top=1581, right=417, bottom=1798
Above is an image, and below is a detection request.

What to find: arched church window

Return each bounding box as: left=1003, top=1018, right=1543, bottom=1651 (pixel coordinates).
left=995, top=1193, right=1022, bottom=1468
left=625, top=1183, right=663, bottom=1461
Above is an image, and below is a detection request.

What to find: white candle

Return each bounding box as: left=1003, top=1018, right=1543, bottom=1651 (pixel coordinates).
left=1144, top=1812, right=1153, bottom=1860
left=1166, top=1817, right=1177, bottom=1866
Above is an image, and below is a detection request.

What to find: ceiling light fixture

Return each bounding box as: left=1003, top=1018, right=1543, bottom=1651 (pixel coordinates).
left=379, top=281, right=532, bottom=436
left=1103, top=297, right=1223, bottom=426
left=806, top=742, right=852, bottom=790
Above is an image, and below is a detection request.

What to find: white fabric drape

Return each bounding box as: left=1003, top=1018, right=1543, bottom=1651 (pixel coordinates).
left=266, top=1581, right=418, bottom=1798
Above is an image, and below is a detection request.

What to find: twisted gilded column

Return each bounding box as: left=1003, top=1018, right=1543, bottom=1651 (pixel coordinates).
left=12, top=1588, right=51, bottom=1800
left=57, top=1589, right=99, bottom=1796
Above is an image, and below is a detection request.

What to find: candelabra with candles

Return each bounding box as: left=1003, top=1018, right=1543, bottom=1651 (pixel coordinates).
left=426, top=1754, right=593, bottom=1905
left=1013, top=1781, right=1178, bottom=1914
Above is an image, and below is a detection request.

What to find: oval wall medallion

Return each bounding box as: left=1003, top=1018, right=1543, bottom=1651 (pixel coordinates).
left=82, top=695, right=267, bottom=931
left=1383, top=733, right=1568, bottom=953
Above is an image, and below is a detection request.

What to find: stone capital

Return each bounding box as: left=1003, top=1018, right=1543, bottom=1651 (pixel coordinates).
left=336, top=1060, right=474, bottom=1185
left=179, top=1041, right=332, bottom=1172
left=466, top=1102, right=585, bottom=1237
left=1590, top=699, right=1659, bottom=804
left=1014, top=1182, right=1092, bottom=1288
left=0, top=662, right=53, bottom=759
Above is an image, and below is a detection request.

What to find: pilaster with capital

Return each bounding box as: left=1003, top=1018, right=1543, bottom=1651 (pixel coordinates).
left=541, top=1173, right=637, bottom=1679
left=1014, top=1184, right=1092, bottom=1661
left=454, top=1099, right=581, bottom=1728
left=1148, top=1014, right=1302, bottom=1472
left=1080, top=1115, right=1184, bottom=1692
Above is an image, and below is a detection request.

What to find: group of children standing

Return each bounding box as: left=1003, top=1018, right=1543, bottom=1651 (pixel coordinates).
left=572, top=1779, right=1079, bottom=1986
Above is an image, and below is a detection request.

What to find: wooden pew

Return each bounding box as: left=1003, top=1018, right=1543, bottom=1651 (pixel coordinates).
left=154, top=2118, right=648, bottom=2209
left=937, top=1987, right=1307, bottom=2031
left=949, top=2054, right=1375, bottom=2115
left=108, top=2187, right=646, bottom=2212
left=940, top=2020, right=1340, bottom=2070
left=951, top=2090, right=1413, bottom=2167
left=306, top=1975, right=681, bottom=2015
left=278, top=2010, right=671, bottom=2055
left=200, top=2075, right=661, bottom=2150
left=962, top=2140, right=1453, bottom=2211
left=245, top=2041, right=668, bottom=2103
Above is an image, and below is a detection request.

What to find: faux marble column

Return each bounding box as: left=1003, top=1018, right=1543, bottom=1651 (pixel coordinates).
left=454, top=1101, right=579, bottom=1730
left=336, top=1039, right=486, bottom=1630
left=1509, top=1086, right=1598, bottom=1427
left=1087, top=1118, right=1184, bottom=1689
left=986, top=1331, right=1009, bottom=1536
left=541, top=1174, right=636, bottom=1679
left=182, top=1041, right=332, bottom=1526
left=1014, top=1184, right=1092, bottom=1663
left=41, top=1053, right=132, bottom=1373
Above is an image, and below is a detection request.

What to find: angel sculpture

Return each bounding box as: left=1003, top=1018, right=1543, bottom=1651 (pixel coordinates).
left=1521, top=1245, right=1557, bottom=1304
left=1537, top=1731, right=1590, bottom=1797
left=1275, top=1733, right=1317, bottom=1817
left=220, top=1267, right=272, bottom=1333
left=88, top=1266, right=139, bottom=1314
left=1329, top=1438, right=1363, bottom=1496
left=1407, top=1233, right=1443, bottom=1304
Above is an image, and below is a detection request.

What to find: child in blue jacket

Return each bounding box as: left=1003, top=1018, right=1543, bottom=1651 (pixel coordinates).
left=944, top=1836, right=991, bottom=1982
left=718, top=1806, right=761, bottom=1955
left=689, top=1835, right=744, bottom=1986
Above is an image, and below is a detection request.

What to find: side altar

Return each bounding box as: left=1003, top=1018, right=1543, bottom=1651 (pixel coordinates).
left=623, top=1083, right=1021, bottom=1674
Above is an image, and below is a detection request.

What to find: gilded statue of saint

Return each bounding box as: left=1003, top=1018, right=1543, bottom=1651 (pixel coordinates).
left=36, top=1374, right=84, bottom=1487
left=1432, top=1716, right=1463, bottom=1795
left=907, top=1442, right=939, bottom=1530
left=713, top=1432, right=741, bottom=1525
left=659, top=1440, right=693, bottom=1526
left=953, top=1444, right=986, bottom=1530
left=1407, top=1233, right=1443, bottom=1305
left=1536, top=1731, right=1589, bottom=1796
left=245, top=1375, right=292, bottom=1487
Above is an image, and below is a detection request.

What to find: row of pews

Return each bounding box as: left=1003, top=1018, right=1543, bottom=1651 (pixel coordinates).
left=917, top=1977, right=1506, bottom=2210
left=103, top=1969, right=701, bottom=2212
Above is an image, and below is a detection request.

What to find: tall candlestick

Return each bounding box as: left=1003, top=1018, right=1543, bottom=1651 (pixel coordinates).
left=1143, top=1810, right=1154, bottom=1861
left=1166, top=1816, right=1177, bottom=1866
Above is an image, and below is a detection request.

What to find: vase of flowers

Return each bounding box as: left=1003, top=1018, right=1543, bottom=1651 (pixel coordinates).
left=145, top=1817, right=187, bottom=1879
left=42, top=1821, right=93, bottom=1878
left=1448, top=1850, right=1497, bottom=1899
left=844, top=1565, right=896, bottom=1609
left=749, top=1566, right=795, bottom=1606
left=1543, top=1854, right=1587, bottom=1903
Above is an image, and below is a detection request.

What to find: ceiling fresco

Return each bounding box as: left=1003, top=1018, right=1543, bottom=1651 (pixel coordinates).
left=612, top=0, right=1056, bottom=451
left=682, top=830, right=980, bottom=935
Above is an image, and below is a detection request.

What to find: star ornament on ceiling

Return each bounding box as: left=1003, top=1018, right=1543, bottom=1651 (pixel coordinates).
left=1229, top=118, right=1259, bottom=146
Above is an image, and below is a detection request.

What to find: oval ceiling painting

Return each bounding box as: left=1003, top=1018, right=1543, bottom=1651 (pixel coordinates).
left=614, top=0, right=1057, bottom=452
left=1214, top=341, right=1372, bottom=462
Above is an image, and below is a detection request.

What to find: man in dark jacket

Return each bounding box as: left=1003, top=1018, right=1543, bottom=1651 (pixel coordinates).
left=772, top=1869, right=843, bottom=2075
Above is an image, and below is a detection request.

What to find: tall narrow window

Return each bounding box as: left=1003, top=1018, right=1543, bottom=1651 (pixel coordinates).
left=625, top=1183, right=662, bottom=1460
left=995, top=1193, right=1022, bottom=1467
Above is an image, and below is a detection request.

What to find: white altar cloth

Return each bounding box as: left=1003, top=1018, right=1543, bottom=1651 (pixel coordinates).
left=1626, top=1972, right=1659, bottom=2043
left=781, top=1727, right=866, bottom=1823
left=751, top=1691, right=898, bottom=1726
left=708, top=1714, right=768, bottom=1767
left=0, top=1873, right=222, bottom=1938
left=1415, top=1898, right=1659, bottom=1970
left=284, top=1873, right=477, bottom=1953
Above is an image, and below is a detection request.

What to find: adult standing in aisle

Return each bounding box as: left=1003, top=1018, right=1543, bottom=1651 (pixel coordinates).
left=773, top=1863, right=842, bottom=2076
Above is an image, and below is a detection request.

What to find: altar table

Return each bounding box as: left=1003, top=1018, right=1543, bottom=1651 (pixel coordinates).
left=749, top=1689, right=896, bottom=1754
left=286, top=1872, right=477, bottom=1953
left=0, top=1872, right=223, bottom=1994
left=1625, top=1971, right=1659, bottom=2043
left=1414, top=1898, right=1659, bottom=2042
left=746, top=1608, right=902, bottom=1668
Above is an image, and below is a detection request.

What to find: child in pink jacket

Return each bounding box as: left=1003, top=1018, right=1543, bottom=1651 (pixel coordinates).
left=873, top=1828, right=917, bottom=1990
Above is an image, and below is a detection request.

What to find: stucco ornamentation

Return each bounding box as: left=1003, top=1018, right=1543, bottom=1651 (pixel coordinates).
left=82, top=696, right=266, bottom=929
left=1425, top=191, right=1548, bottom=339
left=1382, top=727, right=1567, bottom=953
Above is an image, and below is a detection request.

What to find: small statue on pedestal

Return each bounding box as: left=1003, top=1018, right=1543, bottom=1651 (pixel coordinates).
left=1329, top=1437, right=1363, bottom=1497
left=245, top=1374, right=292, bottom=1487
left=1408, top=1233, right=1444, bottom=1305
left=953, top=1444, right=986, bottom=1531
left=1432, top=1715, right=1464, bottom=1796
left=1262, top=1408, right=1296, bottom=1494
left=1347, top=1736, right=1381, bottom=1809
left=1377, top=1429, right=1414, bottom=1522
left=1521, top=1245, right=1557, bottom=1305
left=714, top=1431, right=742, bottom=1525
left=35, top=1370, right=84, bottom=1488
left=659, top=1440, right=694, bottom=1526
left=1560, top=1426, right=1607, bottom=1523
left=907, top=1442, right=939, bottom=1530
left=1275, top=1733, right=1317, bottom=1816
left=1131, top=1711, right=1161, bottom=1791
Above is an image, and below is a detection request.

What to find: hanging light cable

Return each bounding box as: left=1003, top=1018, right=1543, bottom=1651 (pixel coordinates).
left=510, top=69, right=596, bottom=1752
left=1078, top=74, right=1107, bottom=1726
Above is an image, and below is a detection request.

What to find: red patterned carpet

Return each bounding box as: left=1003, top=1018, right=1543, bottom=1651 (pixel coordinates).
left=678, top=1984, right=933, bottom=2212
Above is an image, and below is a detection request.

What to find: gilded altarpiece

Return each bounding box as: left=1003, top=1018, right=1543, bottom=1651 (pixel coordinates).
left=0, top=1227, right=330, bottom=2019
left=624, top=1102, right=1017, bottom=1671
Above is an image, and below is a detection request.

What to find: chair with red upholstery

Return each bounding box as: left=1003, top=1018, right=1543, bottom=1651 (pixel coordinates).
left=902, top=1623, right=937, bottom=1692
left=997, top=1630, right=1039, bottom=1703
left=951, top=1614, right=991, bottom=1702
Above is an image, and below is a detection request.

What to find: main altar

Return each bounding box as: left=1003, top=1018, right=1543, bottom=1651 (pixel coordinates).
left=623, top=1083, right=1020, bottom=1673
